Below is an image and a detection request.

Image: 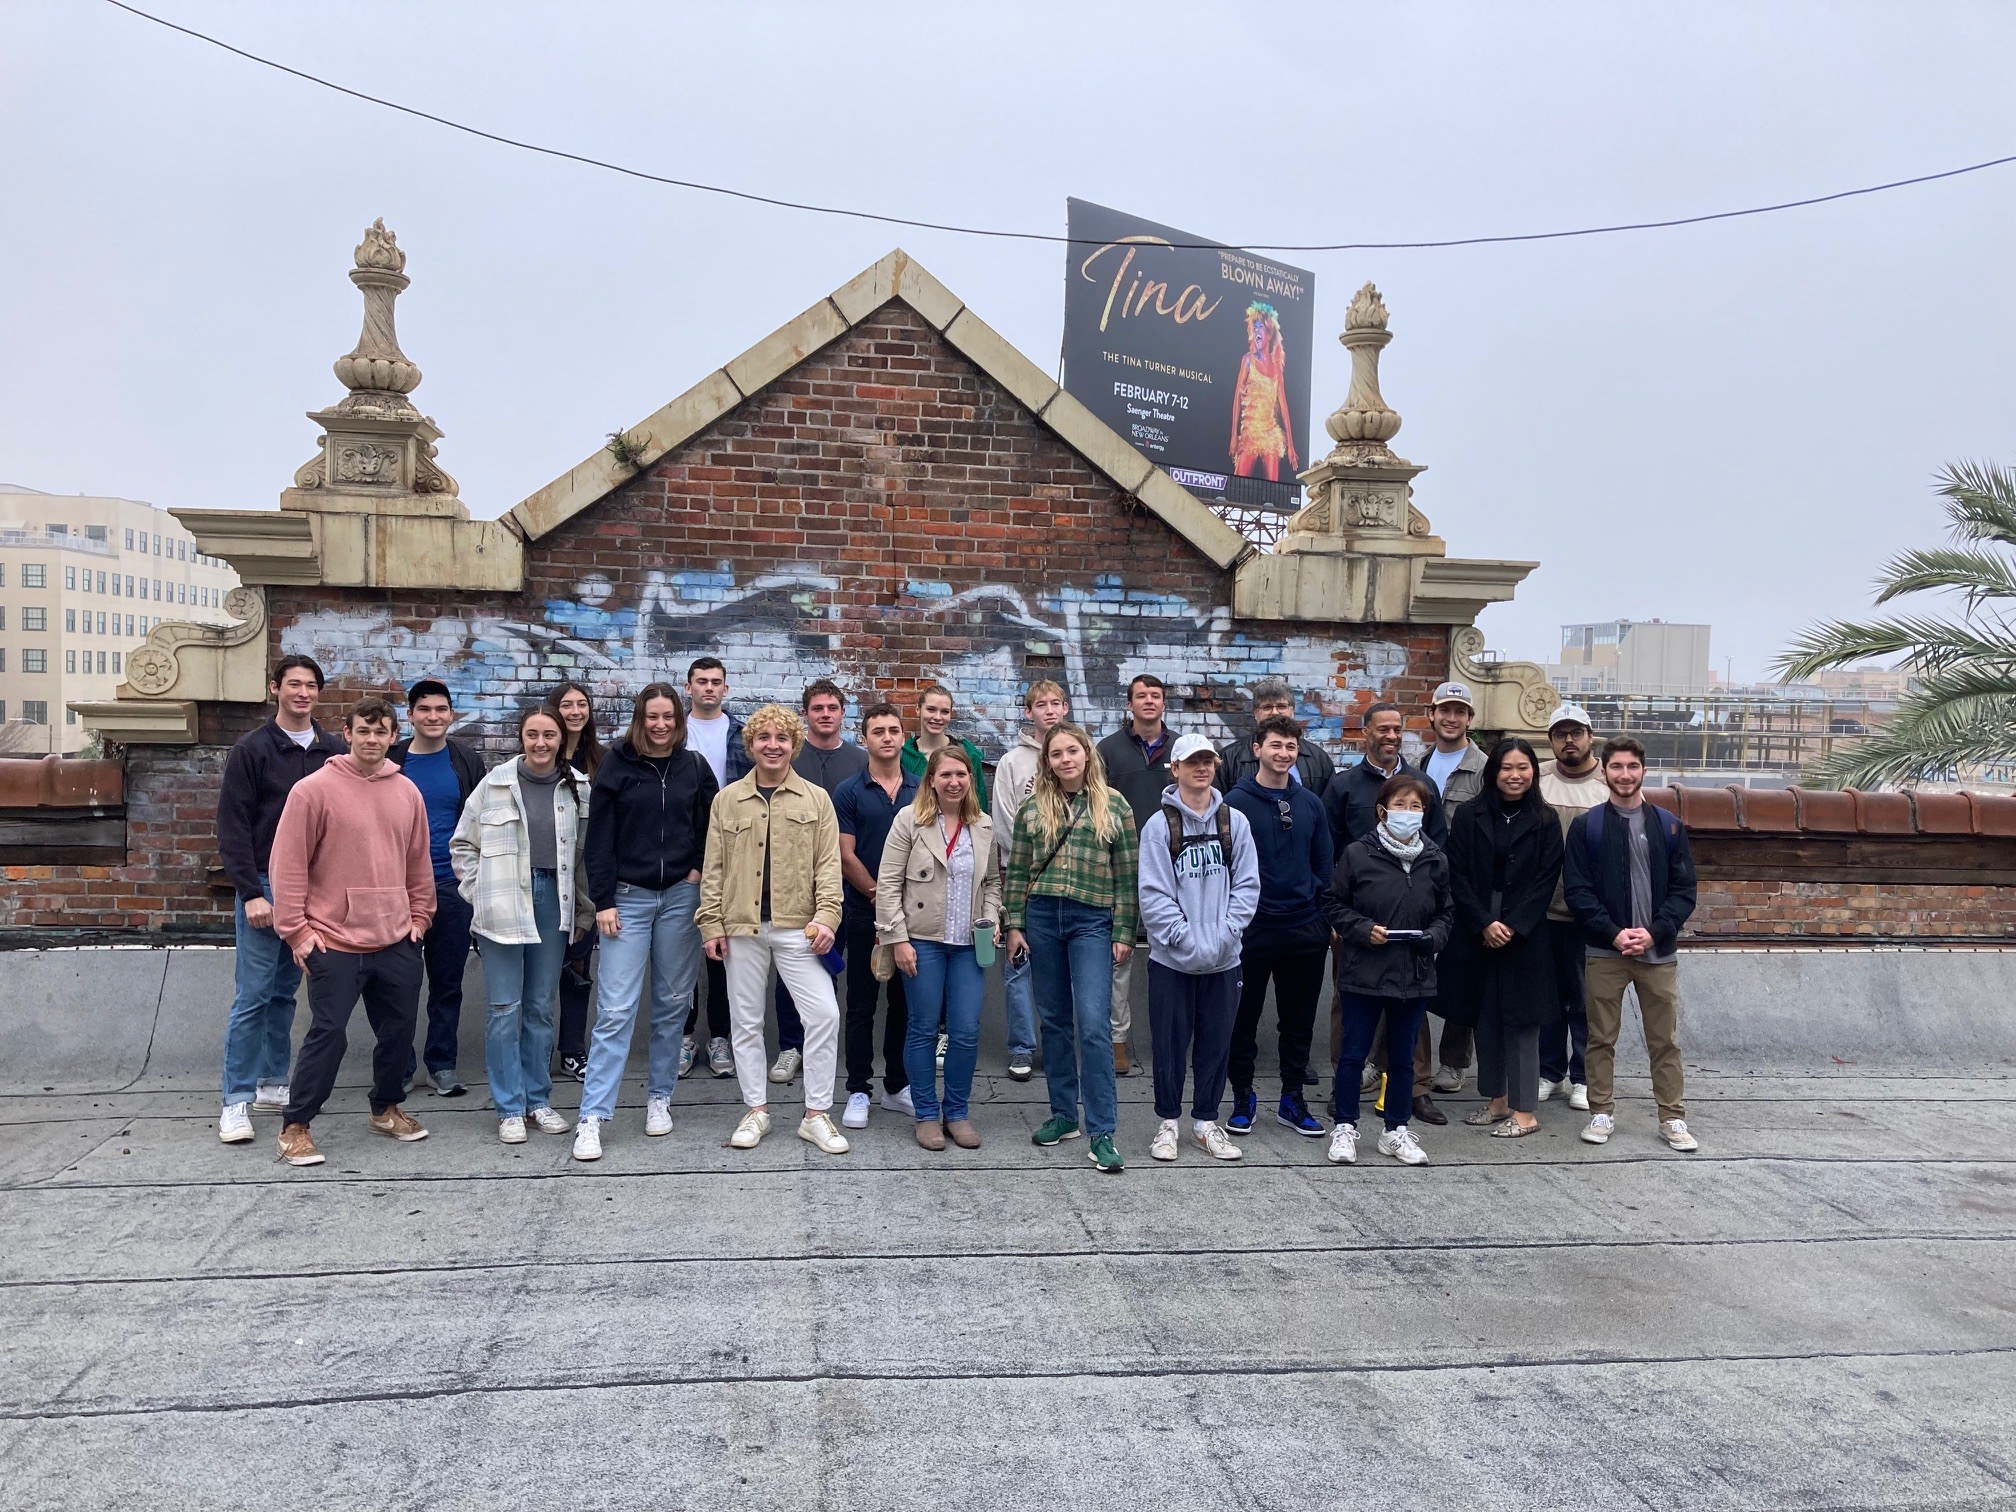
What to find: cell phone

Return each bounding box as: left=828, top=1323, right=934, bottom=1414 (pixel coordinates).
left=1383, top=929, right=1426, bottom=939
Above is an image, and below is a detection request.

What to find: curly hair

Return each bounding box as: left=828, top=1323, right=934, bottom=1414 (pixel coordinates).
left=740, top=702, right=805, bottom=756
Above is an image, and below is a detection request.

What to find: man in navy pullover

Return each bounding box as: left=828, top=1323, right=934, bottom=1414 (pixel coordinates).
left=1223, top=716, right=1336, bottom=1137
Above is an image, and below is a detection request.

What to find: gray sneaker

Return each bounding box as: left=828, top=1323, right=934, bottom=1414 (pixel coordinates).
left=430, top=1068, right=467, bottom=1098
left=707, top=1037, right=734, bottom=1077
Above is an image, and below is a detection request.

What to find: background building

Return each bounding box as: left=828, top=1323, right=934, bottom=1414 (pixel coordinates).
left=0, top=484, right=240, bottom=752
left=1549, top=617, right=1712, bottom=694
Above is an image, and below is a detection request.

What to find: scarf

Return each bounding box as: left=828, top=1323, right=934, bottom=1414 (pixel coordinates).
left=1374, top=820, right=1425, bottom=871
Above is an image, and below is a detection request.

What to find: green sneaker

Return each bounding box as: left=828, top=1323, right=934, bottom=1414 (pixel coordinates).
left=1088, top=1134, right=1124, bottom=1173
left=1031, top=1115, right=1081, bottom=1146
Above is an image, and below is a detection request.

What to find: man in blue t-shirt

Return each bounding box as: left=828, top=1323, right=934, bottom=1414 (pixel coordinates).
left=830, top=702, right=919, bottom=1132
left=390, top=679, right=484, bottom=1096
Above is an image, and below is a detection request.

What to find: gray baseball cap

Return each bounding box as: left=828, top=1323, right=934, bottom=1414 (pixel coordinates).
left=1431, top=681, right=1474, bottom=710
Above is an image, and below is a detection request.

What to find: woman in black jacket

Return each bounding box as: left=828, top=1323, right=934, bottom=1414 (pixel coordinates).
left=1324, top=773, right=1454, bottom=1168
left=1443, top=738, right=1563, bottom=1137
left=546, top=681, right=607, bottom=1081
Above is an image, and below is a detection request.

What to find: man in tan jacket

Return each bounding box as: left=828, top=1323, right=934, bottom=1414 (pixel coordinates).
left=698, top=703, right=849, bottom=1154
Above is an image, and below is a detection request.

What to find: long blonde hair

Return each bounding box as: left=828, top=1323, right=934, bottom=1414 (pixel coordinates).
left=1033, top=724, right=1120, bottom=845
left=913, top=746, right=982, bottom=827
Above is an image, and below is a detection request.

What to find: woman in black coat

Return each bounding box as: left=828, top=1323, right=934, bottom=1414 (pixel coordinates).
left=1324, top=773, right=1454, bottom=1167
left=1443, top=738, right=1563, bottom=1137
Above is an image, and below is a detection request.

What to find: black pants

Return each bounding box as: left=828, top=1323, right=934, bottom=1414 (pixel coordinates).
left=1229, top=918, right=1329, bottom=1098
left=286, top=940, right=423, bottom=1124
left=1478, top=1013, right=1542, bottom=1113
left=685, top=955, right=733, bottom=1040
left=1334, top=992, right=1428, bottom=1131
left=404, top=885, right=470, bottom=1079
left=1148, top=959, right=1240, bottom=1122
left=556, top=930, right=596, bottom=1062
left=1539, top=919, right=1589, bottom=1084
left=844, top=915, right=907, bottom=1095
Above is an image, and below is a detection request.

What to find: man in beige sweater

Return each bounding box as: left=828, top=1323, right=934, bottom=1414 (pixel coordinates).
left=1537, top=702, right=1610, bottom=1110
left=270, top=697, right=438, bottom=1167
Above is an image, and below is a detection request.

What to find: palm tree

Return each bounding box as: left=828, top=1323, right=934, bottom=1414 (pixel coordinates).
left=1775, top=461, right=2016, bottom=789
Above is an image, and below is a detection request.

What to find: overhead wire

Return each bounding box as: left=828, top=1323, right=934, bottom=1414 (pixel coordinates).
left=102, top=0, right=2016, bottom=255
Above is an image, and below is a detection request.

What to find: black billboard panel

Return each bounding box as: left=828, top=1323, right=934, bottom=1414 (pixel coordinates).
left=1062, top=198, right=1315, bottom=514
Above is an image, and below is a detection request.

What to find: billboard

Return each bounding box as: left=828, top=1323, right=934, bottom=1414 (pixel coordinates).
left=1062, top=198, right=1315, bottom=514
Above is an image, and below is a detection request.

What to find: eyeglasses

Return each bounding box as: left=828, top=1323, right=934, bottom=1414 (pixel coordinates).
left=1276, top=798, right=1293, bottom=831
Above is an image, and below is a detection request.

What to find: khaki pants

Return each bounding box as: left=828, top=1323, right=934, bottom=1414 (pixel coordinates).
left=1583, top=956, right=1685, bottom=1122
left=1110, top=951, right=1136, bottom=1043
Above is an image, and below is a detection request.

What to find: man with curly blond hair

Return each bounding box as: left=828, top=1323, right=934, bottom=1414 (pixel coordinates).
left=698, top=703, right=850, bottom=1154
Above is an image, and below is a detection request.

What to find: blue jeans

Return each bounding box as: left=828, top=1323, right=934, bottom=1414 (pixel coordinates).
left=1334, top=992, right=1429, bottom=1131
left=1003, top=947, right=1037, bottom=1061
left=222, top=873, right=298, bottom=1105
left=904, top=940, right=983, bottom=1121
left=1024, top=895, right=1118, bottom=1138
left=477, top=870, right=567, bottom=1117
left=582, top=880, right=701, bottom=1121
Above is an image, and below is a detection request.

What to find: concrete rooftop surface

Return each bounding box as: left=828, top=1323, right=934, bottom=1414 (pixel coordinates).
left=2, top=947, right=2015, bottom=1510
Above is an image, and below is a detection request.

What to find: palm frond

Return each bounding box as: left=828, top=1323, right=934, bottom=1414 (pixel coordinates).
left=1802, top=694, right=2016, bottom=788
left=1937, top=461, right=2016, bottom=547
left=1773, top=614, right=2016, bottom=680
left=1873, top=546, right=2016, bottom=607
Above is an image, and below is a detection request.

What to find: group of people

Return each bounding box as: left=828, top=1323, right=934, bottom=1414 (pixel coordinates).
left=214, top=655, right=1700, bottom=1174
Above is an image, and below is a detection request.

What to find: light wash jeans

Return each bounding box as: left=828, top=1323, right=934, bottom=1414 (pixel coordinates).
left=478, top=870, right=567, bottom=1117
left=1003, top=948, right=1037, bottom=1061
left=221, top=873, right=298, bottom=1105
left=581, top=879, right=701, bottom=1122
left=1025, top=895, right=1119, bottom=1137
left=905, top=940, right=983, bottom=1122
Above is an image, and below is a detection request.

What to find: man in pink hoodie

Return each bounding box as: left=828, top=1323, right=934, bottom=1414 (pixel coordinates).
left=269, top=696, right=438, bottom=1166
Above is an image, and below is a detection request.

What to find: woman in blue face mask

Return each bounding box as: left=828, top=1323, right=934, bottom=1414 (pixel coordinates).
left=1322, top=773, right=1454, bottom=1167
left=1439, top=738, right=1564, bottom=1137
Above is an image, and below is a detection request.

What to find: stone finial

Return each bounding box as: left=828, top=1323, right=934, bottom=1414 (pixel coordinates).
left=353, top=217, right=407, bottom=274
left=1324, top=282, right=1402, bottom=452
left=331, top=219, right=422, bottom=409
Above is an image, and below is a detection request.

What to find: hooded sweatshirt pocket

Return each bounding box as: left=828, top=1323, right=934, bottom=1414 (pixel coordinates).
left=344, top=887, right=411, bottom=942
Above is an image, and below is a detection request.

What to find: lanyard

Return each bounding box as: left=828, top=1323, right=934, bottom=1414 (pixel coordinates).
left=941, top=816, right=964, bottom=858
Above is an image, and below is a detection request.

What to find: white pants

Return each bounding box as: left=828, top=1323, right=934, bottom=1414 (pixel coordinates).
left=725, top=924, right=841, bottom=1111
left=1110, top=951, right=1136, bottom=1043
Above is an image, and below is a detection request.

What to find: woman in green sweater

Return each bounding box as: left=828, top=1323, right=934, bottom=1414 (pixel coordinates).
left=1002, top=723, right=1138, bottom=1173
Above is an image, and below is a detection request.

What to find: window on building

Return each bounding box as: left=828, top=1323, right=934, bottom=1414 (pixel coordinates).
left=23, top=700, right=48, bottom=723
left=96, top=612, right=105, bottom=634
left=178, top=540, right=187, bottom=561
left=124, top=528, right=134, bottom=550
left=153, top=533, right=161, bottom=555
left=126, top=615, right=135, bottom=636
left=64, top=609, right=76, bottom=633
left=65, top=707, right=77, bottom=726
left=0, top=608, right=6, bottom=631
left=124, top=575, right=133, bottom=595
left=23, top=563, right=46, bottom=589
left=87, top=525, right=106, bottom=543
left=0, top=699, right=6, bottom=719
left=111, top=652, right=121, bottom=674
left=0, top=655, right=6, bottom=675
left=23, top=607, right=46, bottom=632
left=23, top=651, right=47, bottom=675
left=96, top=571, right=106, bottom=592
left=65, top=566, right=76, bottom=590
left=0, top=564, right=6, bottom=587
left=178, top=583, right=187, bottom=604
left=97, top=651, right=108, bottom=674
left=65, top=650, right=76, bottom=674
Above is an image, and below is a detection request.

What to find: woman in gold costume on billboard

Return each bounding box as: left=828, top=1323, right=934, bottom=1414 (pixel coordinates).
left=1227, top=300, right=1298, bottom=482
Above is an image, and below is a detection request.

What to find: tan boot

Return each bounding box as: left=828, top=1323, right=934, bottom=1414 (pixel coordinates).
left=368, top=1104, right=429, bottom=1142
left=1112, top=1041, right=1131, bottom=1076
left=277, top=1122, right=324, bottom=1166
left=914, top=1120, right=946, bottom=1151
left=943, top=1119, right=982, bottom=1149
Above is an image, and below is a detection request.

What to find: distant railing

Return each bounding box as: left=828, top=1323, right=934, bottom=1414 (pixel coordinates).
left=0, top=529, right=115, bottom=557
left=1578, top=692, right=1896, bottom=776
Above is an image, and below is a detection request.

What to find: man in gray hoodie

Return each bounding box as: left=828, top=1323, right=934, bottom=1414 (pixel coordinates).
left=990, top=679, right=1070, bottom=1079
left=1138, top=734, right=1261, bottom=1163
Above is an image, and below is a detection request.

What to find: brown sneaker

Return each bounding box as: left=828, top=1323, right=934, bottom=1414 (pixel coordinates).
left=277, top=1122, right=325, bottom=1166
left=1112, top=1041, right=1132, bottom=1076
left=913, top=1120, right=946, bottom=1151
left=368, top=1104, right=430, bottom=1142
left=943, top=1119, right=982, bottom=1149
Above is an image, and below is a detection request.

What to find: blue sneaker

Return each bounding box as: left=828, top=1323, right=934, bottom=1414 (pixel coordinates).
left=1277, top=1093, right=1326, bottom=1138
left=1227, top=1087, right=1258, bottom=1135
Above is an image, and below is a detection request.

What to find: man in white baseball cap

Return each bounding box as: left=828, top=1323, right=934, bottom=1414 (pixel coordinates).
left=1537, top=700, right=1608, bottom=1111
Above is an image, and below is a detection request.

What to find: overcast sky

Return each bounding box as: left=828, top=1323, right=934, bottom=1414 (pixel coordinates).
left=5, top=1, right=2014, bottom=681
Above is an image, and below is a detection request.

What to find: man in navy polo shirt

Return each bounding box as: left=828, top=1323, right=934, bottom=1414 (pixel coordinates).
left=831, top=702, right=919, bottom=1130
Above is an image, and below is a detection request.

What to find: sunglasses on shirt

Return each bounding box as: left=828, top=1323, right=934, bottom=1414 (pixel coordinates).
left=1275, top=798, right=1293, bottom=830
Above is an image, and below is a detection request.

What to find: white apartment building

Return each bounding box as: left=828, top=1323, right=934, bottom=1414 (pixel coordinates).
left=0, top=484, right=242, bottom=752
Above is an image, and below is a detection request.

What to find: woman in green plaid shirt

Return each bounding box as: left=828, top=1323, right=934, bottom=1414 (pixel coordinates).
left=1003, top=724, right=1139, bottom=1173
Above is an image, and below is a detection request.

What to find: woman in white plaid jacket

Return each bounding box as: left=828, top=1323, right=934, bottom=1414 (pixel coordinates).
left=450, top=705, right=594, bottom=1144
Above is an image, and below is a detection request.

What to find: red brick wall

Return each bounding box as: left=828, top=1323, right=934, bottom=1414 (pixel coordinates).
left=1689, top=879, right=2016, bottom=942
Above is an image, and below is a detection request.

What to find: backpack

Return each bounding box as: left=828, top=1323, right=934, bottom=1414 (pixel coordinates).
left=1162, top=801, right=1233, bottom=865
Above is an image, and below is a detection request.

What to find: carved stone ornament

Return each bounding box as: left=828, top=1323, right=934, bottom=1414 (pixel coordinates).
left=1322, top=282, right=1405, bottom=457
left=119, top=586, right=270, bottom=702
left=336, top=441, right=402, bottom=486
left=1449, top=625, right=1559, bottom=735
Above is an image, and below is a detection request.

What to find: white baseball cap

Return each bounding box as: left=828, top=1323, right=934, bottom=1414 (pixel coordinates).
left=1170, top=733, right=1217, bottom=764
left=1546, top=702, right=1594, bottom=732
left=1431, top=681, right=1474, bottom=710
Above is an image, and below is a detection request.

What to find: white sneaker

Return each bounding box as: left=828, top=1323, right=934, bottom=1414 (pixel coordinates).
left=841, top=1092, right=871, bottom=1129
left=799, top=1112, right=850, bottom=1154
left=1580, top=1113, right=1614, bottom=1145
left=1359, top=1065, right=1380, bottom=1094
left=768, top=1048, right=802, bottom=1084
left=707, top=1037, right=734, bottom=1077
left=645, top=1096, right=673, bottom=1137
left=729, top=1109, right=771, bottom=1149
left=935, top=1032, right=948, bottom=1069
left=678, top=1035, right=696, bottom=1078
left=1194, top=1122, right=1242, bottom=1162
left=1378, top=1126, right=1429, bottom=1166
left=1660, top=1119, right=1700, bottom=1153
left=218, top=1102, right=254, bottom=1144
left=1567, top=1082, right=1590, bottom=1112
left=1150, top=1119, right=1180, bottom=1162
left=498, top=1116, right=528, bottom=1144
left=528, top=1106, right=570, bottom=1134
left=1536, top=1078, right=1562, bottom=1103
left=572, top=1116, right=603, bottom=1161
left=1430, top=1064, right=1465, bottom=1094
left=1327, top=1122, right=1359, bottom=1165
left=252, top=1081, right=289, bottom=1113
left=880, top=1086, right=916, bottom=1117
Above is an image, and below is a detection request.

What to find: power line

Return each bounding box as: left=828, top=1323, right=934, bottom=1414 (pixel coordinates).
left=103, top=0, right=2016, bottom=255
